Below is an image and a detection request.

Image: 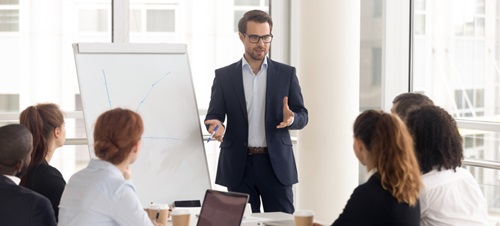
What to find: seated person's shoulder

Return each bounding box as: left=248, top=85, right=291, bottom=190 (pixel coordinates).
left=36, top=162, right=64, bottom=176
left=0, top=186, right=56, bottom=226
left=14, top=184, right=53, bottom=202
left=351, top=176, right=397, bottom=203
left=1, top=183, right=54, bottom=212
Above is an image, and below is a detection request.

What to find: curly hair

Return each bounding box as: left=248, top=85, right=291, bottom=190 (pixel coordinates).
left=405, top=105, right=463, bottom=174
left=392, top=93, right=434, bottom=120
left=354, top=110, right=422, bottom=206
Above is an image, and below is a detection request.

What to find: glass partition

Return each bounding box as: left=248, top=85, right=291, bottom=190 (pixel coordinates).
left=412, top=0, right=500, bottom=219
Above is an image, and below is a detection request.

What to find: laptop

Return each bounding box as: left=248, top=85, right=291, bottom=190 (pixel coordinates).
left=197, top=189, right=250, bottom=226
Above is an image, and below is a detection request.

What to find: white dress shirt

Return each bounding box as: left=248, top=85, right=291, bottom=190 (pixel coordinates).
left=419, top=167, right=489, bottom=226
left=58, top=159, right=153, bottom=226
left=3, top=174, right=20, bottom=185
left=242, top=56, right=268, bottom=147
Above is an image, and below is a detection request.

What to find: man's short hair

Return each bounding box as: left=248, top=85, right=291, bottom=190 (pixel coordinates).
left=237, top=10, right=273, bottom=34
left=0, top=124, right=33, bottom=167
left=392, top=93, right=434, bottom=120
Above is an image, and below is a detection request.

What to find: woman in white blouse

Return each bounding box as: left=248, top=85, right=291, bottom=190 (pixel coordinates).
left=58, top=108, right=163, bottom=226
left=405, top=105, right=488, bottom=226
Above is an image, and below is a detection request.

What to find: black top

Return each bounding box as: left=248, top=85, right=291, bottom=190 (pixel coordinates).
left=24, top=161, right=66, bottom=221
left=331, top=174, right=420, bottom=226
left=0, top=175, right=56, bottom=226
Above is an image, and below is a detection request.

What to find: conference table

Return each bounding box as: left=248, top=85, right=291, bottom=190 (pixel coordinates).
left=244, top=212, right=295, bottom=225
left=165, top=209, right=294, bottom=226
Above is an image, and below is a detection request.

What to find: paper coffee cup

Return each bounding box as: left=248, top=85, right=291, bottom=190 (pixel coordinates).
left=294, top=210, right=314, bottom=226
left=146, top=203, right=170, bottom=225
left=171, top=209, right=190, bottom=226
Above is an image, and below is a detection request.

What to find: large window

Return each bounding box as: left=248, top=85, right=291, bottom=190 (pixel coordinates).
left=360, top=0, right=384, bottom=111
left=413, top=0, right=500, bottom=216
left=0, top=94, right=19, bottom=126
left=130, top=3, right=177, bottom=34
left=79, top=9, right=109, bottom=32
left=0, top=0, right=19, bottom=32
left=0, top=0, right=112, bottom=180
left=0, top=0, right=270, bottom=191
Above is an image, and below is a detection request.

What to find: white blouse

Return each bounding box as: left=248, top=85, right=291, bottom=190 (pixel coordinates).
left=419, top=167, right=489, bottom=226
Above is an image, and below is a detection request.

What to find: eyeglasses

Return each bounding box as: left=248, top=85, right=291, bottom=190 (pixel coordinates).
left=243, top=33, right=273, bottom=43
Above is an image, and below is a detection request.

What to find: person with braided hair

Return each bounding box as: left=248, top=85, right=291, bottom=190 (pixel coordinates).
left=58, top=108, right=163, bottom=226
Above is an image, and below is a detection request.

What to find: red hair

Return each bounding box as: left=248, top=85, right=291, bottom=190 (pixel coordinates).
left=93, top=108, right=144, bottom=164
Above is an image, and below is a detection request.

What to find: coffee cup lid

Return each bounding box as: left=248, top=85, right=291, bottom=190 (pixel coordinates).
left=171, top=208, right=190, bottom=215
left=149, top=203, right=169, bottom=210
left=149, top=203, right=159, bottom=210
left=294, top=210, right=314, bottom=216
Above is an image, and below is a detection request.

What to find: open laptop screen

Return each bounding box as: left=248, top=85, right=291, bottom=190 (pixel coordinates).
left=197, top=190, right=249, bottom=226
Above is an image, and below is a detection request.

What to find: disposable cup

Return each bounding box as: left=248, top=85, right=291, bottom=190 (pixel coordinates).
left=171, top=209, right=190, bottom=226
left=146, top=203, right=170, bottom=225
left=294, top=210, right=314, bottom=226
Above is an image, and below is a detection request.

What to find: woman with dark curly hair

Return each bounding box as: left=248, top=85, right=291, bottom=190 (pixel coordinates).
left=405, top=105, right=488, bottom=226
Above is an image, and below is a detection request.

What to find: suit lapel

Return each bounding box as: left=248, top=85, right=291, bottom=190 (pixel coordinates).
left=230, top=60, right=248, bottom=123
left=266, top=59, right=279, bottom=116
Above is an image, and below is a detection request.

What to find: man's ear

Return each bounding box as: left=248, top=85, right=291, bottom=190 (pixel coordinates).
left=14, top=160, right=22, bottom=173
left=239, top=32, right=245, bottom=42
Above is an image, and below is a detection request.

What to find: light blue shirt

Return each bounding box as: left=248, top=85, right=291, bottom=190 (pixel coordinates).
left=58, top=159, right=153, bottom=226
left=242, top=56, right=268, bottom=147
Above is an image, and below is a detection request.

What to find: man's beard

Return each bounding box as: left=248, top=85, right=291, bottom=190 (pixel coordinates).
left=247, top=47, right=267, bottom=61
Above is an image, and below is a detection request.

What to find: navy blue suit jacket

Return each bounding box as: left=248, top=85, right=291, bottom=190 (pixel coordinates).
left=205, top=59, right=308, bottom=188
left=0, top=175, right=57, bottom=226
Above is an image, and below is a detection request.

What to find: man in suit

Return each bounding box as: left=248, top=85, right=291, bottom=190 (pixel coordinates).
left=0, top=124, right=57, bottom=226
left=204, top=9, right=308, bottom=214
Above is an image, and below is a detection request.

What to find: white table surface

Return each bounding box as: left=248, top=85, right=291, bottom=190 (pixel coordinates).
left=165, top=208, right=294, bottom=226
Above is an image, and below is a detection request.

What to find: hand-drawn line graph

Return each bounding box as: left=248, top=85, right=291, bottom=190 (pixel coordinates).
left=74, top=43, right=211, bottom=207
left=137, top=71, right=172, bottom=111
left=100, top=69, right=179, bottom=142
left=101, top=70, right=172, bottom=111
left=102, top=70, right=112, bottom=109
